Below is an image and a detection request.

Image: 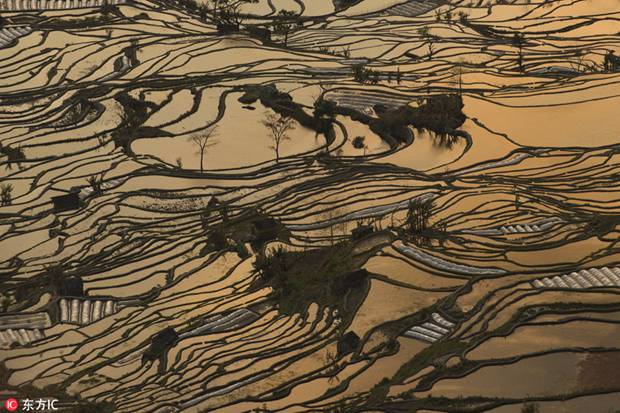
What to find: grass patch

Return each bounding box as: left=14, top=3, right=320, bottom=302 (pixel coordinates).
left=393, top=339, right=468, bottom=384
left=253, top=241, right=369, bottom=315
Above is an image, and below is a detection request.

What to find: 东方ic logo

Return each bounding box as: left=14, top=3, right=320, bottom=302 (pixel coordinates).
left=4, top=398, right=59, bottom=411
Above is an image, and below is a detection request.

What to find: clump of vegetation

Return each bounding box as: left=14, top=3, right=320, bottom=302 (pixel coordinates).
left=0, top=293, right=12, bottom=312
left=352, top=64, right=382, bottom=84
left=312, top=93, right=466, bottom=149
left=315, top=45, right=352, bottom=59
left=175, top=0, right=257, bottom=27
left=253, top=242, right=368, bottom=315
left=111, top=92, right=168, bottom=153
left=326, top=398, right=349, bottom=413
left=246, top=24, right=272, bottom=41
left=367, top=376, right=392, bottom=404
left=352, top=136, right=367, bottom=155
left=86, top=174, right=104, bottom=195
left=521, top=402, right=540, bottom=413
left=0, top=144, right=25, bottom=169
left=393, top=339, right=468, bottom=383
left=142, top=327, right=178, bottom=364
left=11, top=263, right=82, bottom=303
left=1, top=183, right=13, bottom=206
left=604, top=49, right=620, bottom=72
left=100, top=0, right=119, bottom=16
left=202, top=206, right=288, bottom=254
left=373, top=94, right=466, bottom=145
left=405, top=198, right=433, bottom=234
left=206, top=228, right=229, bottom=251
left=239, top=85, right=314, bottom=126
left=200, top=197, right=227, bottom=229
left=273, top=9, right=300, bottom=46
left=402, top=197, right=451, bottom=245
left=313, top=98, right=337, bottom=148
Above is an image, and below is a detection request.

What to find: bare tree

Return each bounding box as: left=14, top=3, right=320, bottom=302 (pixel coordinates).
left=451, top=59, right=469, bottom=92
left=324, top=351, right=340, bottom=385
left=189, top=126, right=219, bottom=173
left=513, top=32, right=525, bottom=72
left=274, top=9, right=298, bottom=46
left=262, top=113, right=295, bottom=163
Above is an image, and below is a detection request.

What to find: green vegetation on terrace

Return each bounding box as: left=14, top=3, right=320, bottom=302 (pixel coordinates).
left=114, top=92, right=169, bottom=153
left=0, top=144, right=25, bottom=168
left=203, top=207, right=290, bottom=253
left=321, top=93, right=467, bottom=148
left=253, top=240, right=370, bottom=316
left=369, top=94, right=467, bottom=145
left=393, top=338, right=468, bottom=384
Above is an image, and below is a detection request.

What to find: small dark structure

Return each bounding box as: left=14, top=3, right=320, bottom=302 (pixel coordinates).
left=51, top=192, right=81, bottom=213
left=247, top=25, right=271, bottom=41
left=252, top=217, right=279, bottom=242
left=337, top=331, right=360, bottom=357
left=604, top=50, right=620, bottom=72
left=207, top=197, right=220, bottom=209
left=217, top=23, right=239, bottom=34
left=60, top=276, right=84, bottom=297
left=351, top=225, right=374, bottom=240
left=373, top=103, right=391, bottom=115
left=143, top=327, right=178, bottom=363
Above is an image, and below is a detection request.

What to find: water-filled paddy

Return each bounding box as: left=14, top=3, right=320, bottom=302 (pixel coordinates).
left=2, top=0, right=620, bottom=412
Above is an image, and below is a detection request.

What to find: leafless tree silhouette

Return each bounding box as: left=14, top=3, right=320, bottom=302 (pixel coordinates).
left=262, top=113, right=295, bottom=163
left=189, top=126, right=219, bottom=173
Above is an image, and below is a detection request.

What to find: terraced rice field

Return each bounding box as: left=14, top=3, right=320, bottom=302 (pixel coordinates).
left=1, top=0, right=620, bottom=412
